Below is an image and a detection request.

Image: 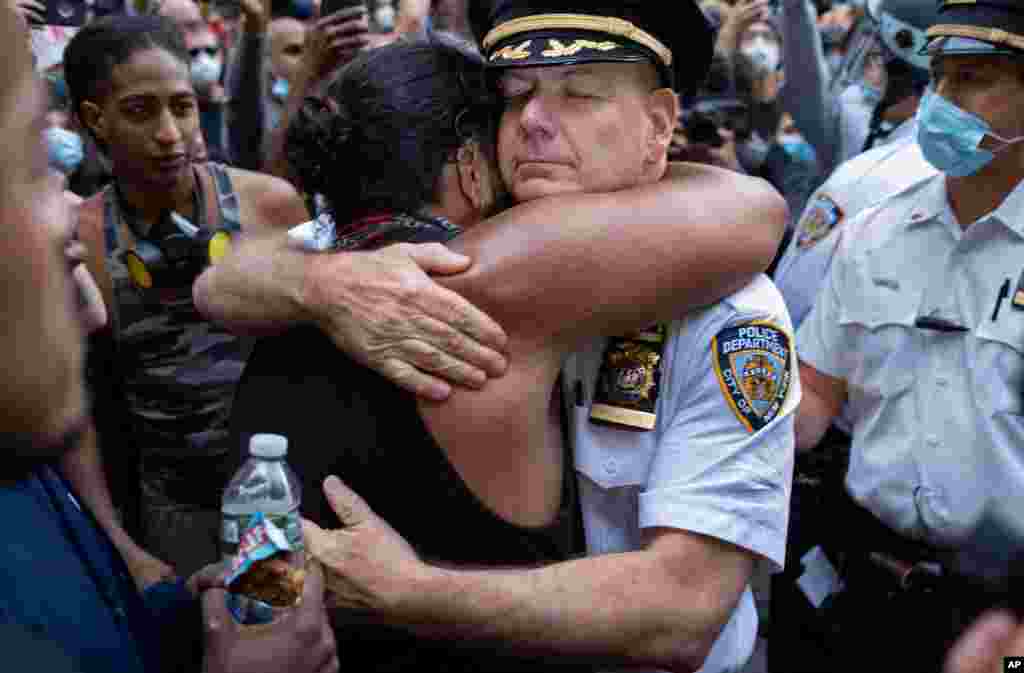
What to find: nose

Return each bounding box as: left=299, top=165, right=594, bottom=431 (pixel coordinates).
left=153, top=107, right=183, bottom=147
left=518, top=92, right=557, bottom=142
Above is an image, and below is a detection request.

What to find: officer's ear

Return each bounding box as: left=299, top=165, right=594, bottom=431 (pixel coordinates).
left=78, top=101, right=107, bottom=146
left=645, top=88, right=680, bottom=162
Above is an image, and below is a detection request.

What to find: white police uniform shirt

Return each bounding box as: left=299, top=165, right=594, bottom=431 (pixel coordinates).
left=562, top=275, right=799, bottom=673
left=798, top=173, right=1024, bottom=554
left=774, top=125, right=937, bottom=330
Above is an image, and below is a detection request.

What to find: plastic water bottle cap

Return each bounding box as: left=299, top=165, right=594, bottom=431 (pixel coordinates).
left=249, top=434, right=288, bottom=459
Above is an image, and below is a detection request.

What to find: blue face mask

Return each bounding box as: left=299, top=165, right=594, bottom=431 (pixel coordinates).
left=861, top=82, right=883, bottom=106
left=271, top=77, right=290, bottom=102
left=779, top=134, right=817, bottom=166
left=45, top=126, right=84, bottom=175
left=916, top=87, right=1024, bottom=177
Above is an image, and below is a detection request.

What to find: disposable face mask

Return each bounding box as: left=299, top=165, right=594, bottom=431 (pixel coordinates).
left=779, top=133, right=817, bottom=166
left=271, top=76, right=290, bottom=102
left=375, top=2, right=395, bottom=31
left=740, top=39, right=781, bottom=74
left=916, top=87, right=1024, bottom=177
left=190, top=52, right=222, bottom=87
left=861, top=82, right=883, bottom=106
left=45, top=126, right=84, bottom=175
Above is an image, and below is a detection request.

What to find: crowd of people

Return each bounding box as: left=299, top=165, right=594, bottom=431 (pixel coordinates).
left=5, top=0, right=1024, bottom=672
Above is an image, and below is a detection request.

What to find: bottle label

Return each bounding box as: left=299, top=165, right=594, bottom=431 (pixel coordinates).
left=221, top=511, right=304, bottom=557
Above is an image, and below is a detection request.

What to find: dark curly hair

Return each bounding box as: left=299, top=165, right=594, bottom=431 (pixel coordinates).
left=64, top=14, right=189, bottom=140
left=285, top=31, right=502, bottom=224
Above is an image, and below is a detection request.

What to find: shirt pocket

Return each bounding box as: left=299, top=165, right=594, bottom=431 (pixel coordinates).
left=975, top=314, right=1024, bottom=416
left=836, top=278, right=921, bottom=400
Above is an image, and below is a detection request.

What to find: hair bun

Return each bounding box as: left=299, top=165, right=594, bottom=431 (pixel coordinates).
left=285, top=96, right=355, bottom=198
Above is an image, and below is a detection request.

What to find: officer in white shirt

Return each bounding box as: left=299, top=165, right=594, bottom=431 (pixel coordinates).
left=775, top=0, right=941, bottom=331
left=563, top=274, right=799, bottom=673
left=796, top=1, right=1024, bottom=669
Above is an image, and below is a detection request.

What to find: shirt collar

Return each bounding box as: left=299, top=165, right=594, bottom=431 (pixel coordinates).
left=902, top=174, right=1024, bottom=240
left=987, top=176, right=1024, bottom=239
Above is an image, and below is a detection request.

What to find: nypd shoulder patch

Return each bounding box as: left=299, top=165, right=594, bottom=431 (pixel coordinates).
left=796, top=194, right=843, bottom=249
left=712, top=322, right=793, bottom=433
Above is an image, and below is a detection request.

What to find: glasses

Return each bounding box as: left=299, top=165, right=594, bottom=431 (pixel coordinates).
left=189, top=47, right=219, bottom=59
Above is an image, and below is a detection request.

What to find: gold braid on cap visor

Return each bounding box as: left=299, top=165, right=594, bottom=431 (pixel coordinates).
left=482, top=14, right=673, bottom=67
left=926, top=24, right=1024, bottom=51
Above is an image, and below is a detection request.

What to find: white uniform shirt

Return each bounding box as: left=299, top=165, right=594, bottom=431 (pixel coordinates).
left=798, top=173, right=1024, bottom=552
left=775, top=130, right=937, bottom=330
left=563, top=276, right=799, bottom=673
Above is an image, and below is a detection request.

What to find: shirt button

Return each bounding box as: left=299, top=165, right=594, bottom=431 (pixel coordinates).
left=926, top=436, right=941, bottom=448
left=603, top=459, right=619, bottom=476
left=936, top=376, right=949, bottom=388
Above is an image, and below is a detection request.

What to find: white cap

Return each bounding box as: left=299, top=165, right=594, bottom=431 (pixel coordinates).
left=249, top=433, right=288, bottom=459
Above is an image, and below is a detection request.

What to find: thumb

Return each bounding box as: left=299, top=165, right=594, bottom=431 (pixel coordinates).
left=201, top=587, right=235, bottom=638
left=400, top=242, right=471, bottom=276
left=322, top=474, right=374, bottom=528
left=944, top=610, right=1016, bottom=673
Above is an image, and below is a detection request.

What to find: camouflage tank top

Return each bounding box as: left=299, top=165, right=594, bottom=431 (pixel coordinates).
left=91, top=163, right=245, bottom=503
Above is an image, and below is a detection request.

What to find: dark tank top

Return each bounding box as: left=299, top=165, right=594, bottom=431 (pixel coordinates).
left=228, top=213, right=590, bottom=672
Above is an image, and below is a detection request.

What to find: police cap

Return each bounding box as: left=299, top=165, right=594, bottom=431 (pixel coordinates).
left=469, top=0, right=713, bottom=94
left=926, top=0, right=1024, bottom=57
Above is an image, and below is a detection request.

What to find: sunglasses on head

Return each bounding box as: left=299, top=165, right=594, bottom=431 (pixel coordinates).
left=189, top=47, right=219, bottom=58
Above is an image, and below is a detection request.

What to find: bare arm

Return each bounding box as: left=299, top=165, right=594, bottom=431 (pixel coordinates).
left=61, top=426, right=176, bottom=590
left=225, top=0, right=270, bottom=171
left=445, top=162, right=787, bottom=346
left=305, top=477, right=755, bottom=673
left=265, top=7, right=370, bottom=183
left=795, top=360, right=846, bottom=450
left=779, top=0, right=840, bottom=172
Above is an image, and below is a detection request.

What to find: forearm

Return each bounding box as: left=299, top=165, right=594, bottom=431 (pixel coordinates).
left=227, top=31, right=268, bottom=171
left=265, top=65, right=315, bottom=183
left=61, top=425, right=137, bottom=552
left=779, top=0, right=837, bottom=169
left=193, top=233, right=313, bottom=334
left=394, top=552, right=726, bottom=673
left=446, top=163, right=786, bottom=343
left=795, top=361, right=846, bottom=451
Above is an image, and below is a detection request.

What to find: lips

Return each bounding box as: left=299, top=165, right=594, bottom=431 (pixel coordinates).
left=153, top=154, right=187, bottom=171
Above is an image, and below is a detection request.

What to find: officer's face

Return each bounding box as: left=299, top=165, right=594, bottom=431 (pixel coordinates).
left=0, top=8, right=86, bottom=452
left=932, top=54, right=1024, bottom=162
left=496, top=62, right=674, bottom=202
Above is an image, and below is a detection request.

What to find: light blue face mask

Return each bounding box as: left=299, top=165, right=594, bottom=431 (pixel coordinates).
left=861, top=82, right=883, bottom=106
left=271, top=77, right=290, bottom=102
left=779, top=134, right=817, bottom=166
left=45, top=126, right=84, bottom=175
left=916, top=87, right=1024, bottom=177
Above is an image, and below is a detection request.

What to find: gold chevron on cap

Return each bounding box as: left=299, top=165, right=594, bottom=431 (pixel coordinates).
left=926, top=23, right=1024, bottom=50
left=482, top=13, right=673, bottom=67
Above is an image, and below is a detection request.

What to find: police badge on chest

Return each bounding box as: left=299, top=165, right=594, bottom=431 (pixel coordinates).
left=590, top=325, right=667, bottom=431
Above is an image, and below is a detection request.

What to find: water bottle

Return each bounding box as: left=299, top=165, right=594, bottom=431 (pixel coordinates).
left=221, top=433, right=304, bottom=624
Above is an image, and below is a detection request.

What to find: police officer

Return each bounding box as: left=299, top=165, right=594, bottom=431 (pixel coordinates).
left=774, top=0, right=941, bottom=331
left=795, top=0, right=1024, bottom=670
left=295, top=3, right=799, bottom=673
